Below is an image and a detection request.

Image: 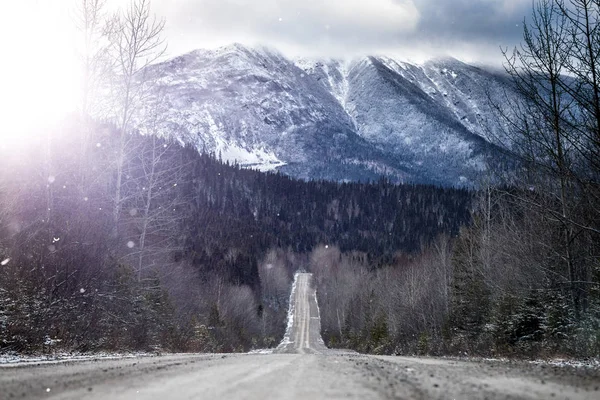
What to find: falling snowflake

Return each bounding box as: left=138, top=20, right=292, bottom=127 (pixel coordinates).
left=96, top=143, right=102, bottom=148
left=52, top=237, right=60, bottom=243
left=0, top=258, right=10, bottom=266
left=48, top=245, right=56, bottom=252
left=80, top=288, right=86, bottom=294
left=127, top=241, right=135, bottom=249
left=84, top=197, right=89, bottom=202
left=48, top=176, right=56, bottom=184
left=129, top=208, right=138, bottom=216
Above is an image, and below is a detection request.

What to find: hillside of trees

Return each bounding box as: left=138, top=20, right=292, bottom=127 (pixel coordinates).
left=311, top=186, right=599, bottom=358
left=0, top=118, right=471, bottom=353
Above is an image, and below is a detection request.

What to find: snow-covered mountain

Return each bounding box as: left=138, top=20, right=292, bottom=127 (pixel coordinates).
left=139, top=43, right=515, bottom=186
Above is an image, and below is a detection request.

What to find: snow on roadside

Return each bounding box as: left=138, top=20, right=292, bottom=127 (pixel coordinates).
left=528, top=358, right=600, bottom=369
left=476, top=356, right=600, bottom=369
left=276, top=272, right=300, bottom=349
left=442, top=356, right=600, bottom=370
left=0, top=352, right=153, bottom=367
left=313, top=286, right=326, bottom=346
left=247, top=349, right=274, bottom=355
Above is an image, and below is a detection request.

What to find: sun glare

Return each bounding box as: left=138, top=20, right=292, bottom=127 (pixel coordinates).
left=0, top=1, right=81, bottom=148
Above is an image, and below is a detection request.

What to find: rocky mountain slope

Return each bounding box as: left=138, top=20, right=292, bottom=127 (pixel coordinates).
left=139, top=44, right=515, bottom=186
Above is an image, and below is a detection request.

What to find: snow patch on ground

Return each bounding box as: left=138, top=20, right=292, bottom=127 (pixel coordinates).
left=214, top=136, right=287, bottom=172
left=443, top=356, right=600, bottom=370
left=529, top=358, right=600, bottom=369
left=0, top=352, right=152, bottom=367
left=323, top=61, right=351, bottom=110
left=247, top=349, right=274, bottom=355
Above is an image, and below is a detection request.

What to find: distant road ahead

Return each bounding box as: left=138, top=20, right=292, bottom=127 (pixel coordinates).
left=1, top=273, right=598, bottom=399
left=275, top=273, right=327, bottom=354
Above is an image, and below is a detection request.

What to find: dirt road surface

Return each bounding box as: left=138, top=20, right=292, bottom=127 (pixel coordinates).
left=2, top=273, right=598, bottom=399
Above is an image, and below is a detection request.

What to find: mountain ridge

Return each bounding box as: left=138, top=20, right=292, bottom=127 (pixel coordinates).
left=137, top=43, right=516, bottom=186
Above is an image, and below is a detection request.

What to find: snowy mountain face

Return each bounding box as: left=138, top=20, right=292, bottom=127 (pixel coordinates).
left=139, top=44, right=517, bottom=186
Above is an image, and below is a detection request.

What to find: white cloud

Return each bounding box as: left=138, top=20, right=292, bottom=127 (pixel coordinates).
left=81, top=0, right=533, bottom=62
left=152, top=0, right=421, bottom=56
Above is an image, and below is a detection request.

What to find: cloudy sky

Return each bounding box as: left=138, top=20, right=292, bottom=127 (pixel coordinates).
left=148, top=0, right=532, bottom=63
left=0, top=0, right=533, bottom=136
left=1, top=1, right=533, bottom=64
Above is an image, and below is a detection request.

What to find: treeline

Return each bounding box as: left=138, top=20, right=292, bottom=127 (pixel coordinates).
left=311, top=188, right=599, bottom=358
left=0, top=120, right=283, bottom=352
left=185, top=151, right=471, bottom=266
left=0, top=117, right=470, bottom=354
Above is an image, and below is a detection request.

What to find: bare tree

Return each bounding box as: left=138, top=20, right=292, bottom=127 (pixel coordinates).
left=557, top=0, right=600, bottom=172
left=259, top=249, right=292, bottom=310
left=432, top=234, right=453, bottom=317
left=75, top=0, right=109, bottom=119
left=128, top=137, right=188, bottom=281
left=502, top=0, right=587, bottom=315
left=106, top=0, right=166, bottom=233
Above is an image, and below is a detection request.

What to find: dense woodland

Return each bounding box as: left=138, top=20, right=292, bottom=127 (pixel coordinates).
left=0, top=120, right=470, bottom=353
left=312, top=186, right=600, bottom=357
left=1, top=0, right=600, bottom=359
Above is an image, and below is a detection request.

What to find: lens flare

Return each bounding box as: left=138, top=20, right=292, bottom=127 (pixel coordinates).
left=0, top=1, right=80, bottom=149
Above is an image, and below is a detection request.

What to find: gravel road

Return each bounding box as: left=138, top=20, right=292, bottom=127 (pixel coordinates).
left=1, top=273, right=598, bottom=399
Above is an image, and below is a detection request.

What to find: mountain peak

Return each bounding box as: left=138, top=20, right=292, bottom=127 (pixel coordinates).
left=141, top=45, right=515, bottom=186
